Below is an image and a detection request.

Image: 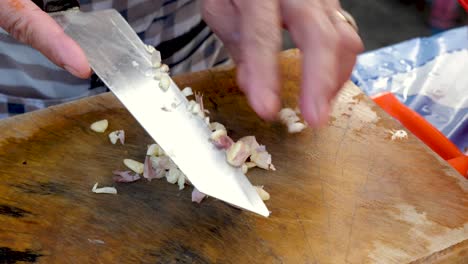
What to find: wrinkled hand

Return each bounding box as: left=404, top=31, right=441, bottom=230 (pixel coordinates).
left=202, top=0, right=363, bottom=126
left=0, top=0, right=91, bottom=78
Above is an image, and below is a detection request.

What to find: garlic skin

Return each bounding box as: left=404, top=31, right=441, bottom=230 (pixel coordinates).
left=123, top=159, right=144, bottom=174
left=90, top=119, right=108, bottom=133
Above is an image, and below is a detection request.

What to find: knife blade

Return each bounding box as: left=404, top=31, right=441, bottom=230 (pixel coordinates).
left=49, top=8, right=269, bottom=217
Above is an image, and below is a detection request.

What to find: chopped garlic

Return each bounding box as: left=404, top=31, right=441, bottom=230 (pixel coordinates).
left=154, top=70, right=162, bottom=80
left=151, top=50, right=161, bottom=66
left=90, top=119, right=108, bottom=133
left=92, top=183, right=117, bottom=194
left=159, top=74, right=171, bottom=91
left=389, top=129, right=408, bottom=140
left=241, top=163, right=248, bottom=174
left=287, top=122, right=306, bottom=133
left=147, top=144, right=164, bottom=156
left=160, top=64, right=170, bottom=73
left=245, top=162, right=257, bottom=169
left=210, top=129, right=227, bottom=141
left=145, top=44, right=156, bottom=54
left=192, top=103, right=201, bottom=115
left=226, top=141, right=251, bottom=167
left=254, top=186, right=270, bottom=201
left=108, top=130, right=125, bottom=144
left=177, top=174, right=186, bottom=190
left=166, top=167, right=182, bottom=184
left=182, top=87, right=193, bottom=97
left=123, top=159, right=144, bottom=174
left=251, top=148, right=273, bottom=170
left=209, top=122, right=226, bottom=131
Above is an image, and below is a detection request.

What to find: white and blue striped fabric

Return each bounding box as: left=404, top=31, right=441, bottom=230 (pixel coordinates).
left=352, top=26, right=468, bottom=153
left=0, top=0, right=229, bottom=118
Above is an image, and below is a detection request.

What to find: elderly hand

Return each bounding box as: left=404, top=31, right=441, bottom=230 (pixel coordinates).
left=202, top=0, right=363, bottom=127
left=0, top=0, right=91, bottom=78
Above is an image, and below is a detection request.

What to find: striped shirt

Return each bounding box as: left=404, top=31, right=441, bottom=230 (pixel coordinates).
left=0, top=0, right=229, bottom=118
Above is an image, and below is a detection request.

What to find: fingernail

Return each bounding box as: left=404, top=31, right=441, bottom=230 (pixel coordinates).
left=250, top=90, right=280, bottom=120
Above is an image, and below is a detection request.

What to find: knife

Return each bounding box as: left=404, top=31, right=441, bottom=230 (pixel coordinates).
left=33, top=0, right=269, bottom=217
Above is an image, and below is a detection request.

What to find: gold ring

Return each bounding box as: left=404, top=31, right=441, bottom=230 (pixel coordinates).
left=334, top=10, right=358, bottom=33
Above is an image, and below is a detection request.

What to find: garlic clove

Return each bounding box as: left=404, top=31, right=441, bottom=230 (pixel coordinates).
left=226, top=141, right=251, bottom=167
left=123, top=159, right=144, bottom=174
left=241, top=163, right=248, bottom=174
left=90, top=119, right=108, bottom=133
left=254, top=186, right=270, bottom=201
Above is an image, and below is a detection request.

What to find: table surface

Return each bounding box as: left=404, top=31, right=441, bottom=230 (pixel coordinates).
left=0, top=50, right=466, bottom=263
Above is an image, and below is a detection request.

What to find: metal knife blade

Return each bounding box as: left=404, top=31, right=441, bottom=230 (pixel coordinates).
left=51, top=9, right=269, bottom=217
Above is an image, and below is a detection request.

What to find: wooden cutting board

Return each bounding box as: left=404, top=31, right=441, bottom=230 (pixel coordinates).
left=0, top=50, right=466, bottom=264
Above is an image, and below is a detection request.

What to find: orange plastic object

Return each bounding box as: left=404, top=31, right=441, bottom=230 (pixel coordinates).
left=372, top=92, right=468, bottom=178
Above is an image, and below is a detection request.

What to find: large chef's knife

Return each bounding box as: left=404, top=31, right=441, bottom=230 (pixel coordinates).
left=33, top=0, right=269, bottom=217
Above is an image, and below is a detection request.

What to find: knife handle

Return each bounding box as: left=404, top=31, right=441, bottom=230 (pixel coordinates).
left=32, top=0, right=80, bottom=13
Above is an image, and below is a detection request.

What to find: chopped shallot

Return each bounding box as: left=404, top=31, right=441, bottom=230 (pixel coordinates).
left=241, top=163, right=248, bottom=174
left=147, top=144, right=164, bottom=156
left=177, top=174, right=186, bottom=190
left=210, top=129, right=234, bottom=149
left=123, top=159, right=144, bottom=174
left=143, top=156, right=160, bottom=181
left=90, top=119, right=108, bottom=133
left=192, top=188, right=207, bottom=203
left=182, top=87, right=193, bottom=97
left=254, top=186, right=270, bottom=201
left=108, top=130, right=125, bottom=144
left=239, top=136, right=260, bottom=150
left=166, top=167, right=182, bottom=184
left=287, top=122, right=306, bottom=134
left=160, top=64, right=170, bottom=73
left=92, top=183, right=117, bottom=194
left=159, top=74, right=171, bottom=91
left=150, top=156, right=175, bottom=171
left=279, top=107, right=307, bottom=133
left=209, top=122, right=226, bottom=131
left=113, top=170, right=141, bottom=183
left=145, top=44, right=156, bottom=54
left=251, top=146, right=275, bottom=170
left=154, top=70, right=162, bottom=80
left=226, top=141, right=251, bottom=167
left=245, top=162, right=257, bottom=169
left=151, top=51, right=161, bottom=68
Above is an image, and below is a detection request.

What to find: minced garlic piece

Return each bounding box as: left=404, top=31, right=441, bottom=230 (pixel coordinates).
left=123, top=159, right=144, bottom=174
left=90, top=119, right=108, bottom=133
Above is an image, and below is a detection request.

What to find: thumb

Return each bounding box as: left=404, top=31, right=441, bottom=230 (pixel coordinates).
left=0, top=0, right=91, bottom=78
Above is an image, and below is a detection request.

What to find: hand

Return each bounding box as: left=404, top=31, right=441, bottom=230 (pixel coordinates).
left=202, top=0, right=363, bottom=127
left=0, top=0, right=91, bottom=78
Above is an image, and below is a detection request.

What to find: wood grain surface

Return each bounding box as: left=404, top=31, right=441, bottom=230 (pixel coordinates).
left=0, top=50, right=466, bottom=263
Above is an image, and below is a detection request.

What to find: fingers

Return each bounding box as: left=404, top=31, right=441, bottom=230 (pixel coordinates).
left=281, top=0, right=363, bottom=127
left=282, top=1, right=339, bottom=126
left=0, top=0, right=91, bottom=78
left=201, top=0, right=241, bottom=60
left=232, top=0, right=282, bottom=120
